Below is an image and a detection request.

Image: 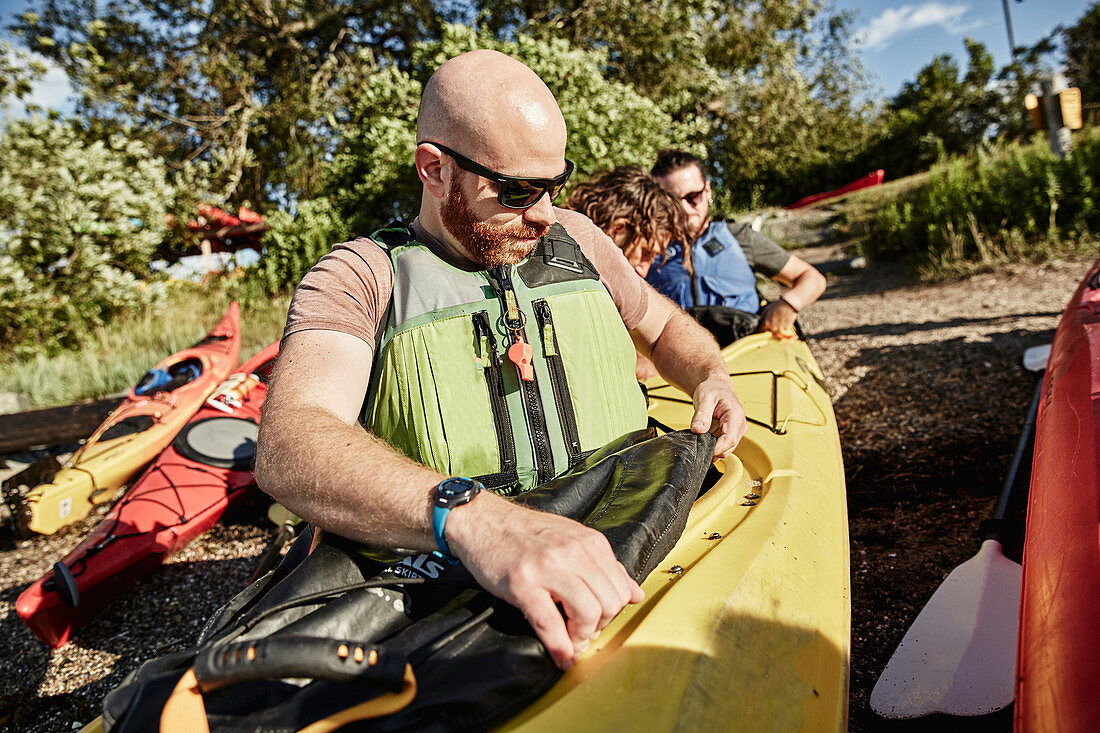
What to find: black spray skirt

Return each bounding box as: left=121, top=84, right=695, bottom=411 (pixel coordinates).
left=102, top=427, right=715, bottom=732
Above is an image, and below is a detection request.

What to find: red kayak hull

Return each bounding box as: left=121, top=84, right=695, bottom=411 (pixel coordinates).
left=1016, top=256, right=1100, bottom=732
left=16, top=341, right=280, bottom=647
left=786, top=169, right=885, bottom=209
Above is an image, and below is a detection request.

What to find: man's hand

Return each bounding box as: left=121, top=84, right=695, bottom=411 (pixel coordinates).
left=446, top=493, right=645, bottom=670
left=690, top=373, right=748, bottom=460
left=758, top=299, right=798, bottom=336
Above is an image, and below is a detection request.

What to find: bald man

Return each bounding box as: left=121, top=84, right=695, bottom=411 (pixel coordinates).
left=255, top=50, right=746, bottom=672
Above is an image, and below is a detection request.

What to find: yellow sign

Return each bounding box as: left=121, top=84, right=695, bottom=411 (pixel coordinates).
left=1059, top=87, right=1083, bottom=130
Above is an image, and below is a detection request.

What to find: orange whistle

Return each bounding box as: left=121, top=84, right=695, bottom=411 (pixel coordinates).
left=508, top=339, right=535, bottom=381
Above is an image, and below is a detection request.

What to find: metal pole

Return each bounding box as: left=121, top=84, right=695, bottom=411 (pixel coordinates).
left=1039, top=78, right=1069, bottom=158
left=1001, top=0, right=1018, bottom=59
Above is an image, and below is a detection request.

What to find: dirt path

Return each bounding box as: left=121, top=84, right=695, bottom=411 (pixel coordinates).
left=0, top=245, right=1093, bottom=732
left=798, top=246, right=1090, bottom=732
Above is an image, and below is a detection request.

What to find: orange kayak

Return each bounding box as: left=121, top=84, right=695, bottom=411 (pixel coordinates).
left=13, top=303, right=241, bottom=535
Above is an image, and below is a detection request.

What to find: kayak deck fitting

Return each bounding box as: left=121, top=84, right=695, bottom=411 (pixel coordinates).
left=500, top=333, right=850, bottom=732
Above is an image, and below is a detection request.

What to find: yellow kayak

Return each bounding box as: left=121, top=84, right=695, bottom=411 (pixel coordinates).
left=15, top=304, right=241, bottom=535
left=499, top=332, right=851, bottom=732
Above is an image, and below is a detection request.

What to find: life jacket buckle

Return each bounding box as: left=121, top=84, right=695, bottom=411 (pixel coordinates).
left=543, top=235, right=584, bottom=274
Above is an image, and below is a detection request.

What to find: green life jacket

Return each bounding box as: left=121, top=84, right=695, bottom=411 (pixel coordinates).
left=363, top=222, right=648, bottom=495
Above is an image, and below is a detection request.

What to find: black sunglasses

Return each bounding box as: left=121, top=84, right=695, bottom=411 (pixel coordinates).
left=420, top=141, right=575, bottom=210
left=682, top=187, right=707, bottom=207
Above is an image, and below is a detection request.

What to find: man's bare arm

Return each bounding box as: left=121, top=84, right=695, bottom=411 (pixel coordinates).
left=255, top=328, right=643, bottom=670
left=629, top=288, right=748, bottom=459
left=255, top=329, right=444, bottom=549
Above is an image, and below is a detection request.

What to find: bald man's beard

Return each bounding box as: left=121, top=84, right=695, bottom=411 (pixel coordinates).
left=440, top=175, right=550, bottom=267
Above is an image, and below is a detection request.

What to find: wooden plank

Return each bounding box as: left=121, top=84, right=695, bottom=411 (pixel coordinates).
left=0, top=397, right=120, bottom=453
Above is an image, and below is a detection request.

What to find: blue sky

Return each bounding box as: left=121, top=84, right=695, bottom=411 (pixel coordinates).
left=836, top=1, right=1095, bottom=97
left=1, top=0, right=1096, bottom=112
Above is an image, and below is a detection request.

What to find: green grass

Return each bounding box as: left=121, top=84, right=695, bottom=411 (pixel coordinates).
left=0, top=283, right=290, bottom=408
left=859, top=131, right=1100, bottom=280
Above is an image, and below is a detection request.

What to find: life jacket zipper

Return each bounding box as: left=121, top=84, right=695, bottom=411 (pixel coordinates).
left=472, top=311, right=519, bottom=491
left=533, top=299, right=583, bottom=467
left=487, top=266, right=555, bottom=484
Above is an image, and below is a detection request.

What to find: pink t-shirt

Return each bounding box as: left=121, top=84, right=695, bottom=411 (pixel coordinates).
left=283, top=208, right=649, bottom=359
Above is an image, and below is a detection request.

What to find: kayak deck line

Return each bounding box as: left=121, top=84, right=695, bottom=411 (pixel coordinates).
left=648, top=368, right=828, bottom=435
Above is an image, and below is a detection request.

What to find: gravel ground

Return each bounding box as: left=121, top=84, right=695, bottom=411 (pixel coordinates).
left=0, top=243, right=1094, bottom=732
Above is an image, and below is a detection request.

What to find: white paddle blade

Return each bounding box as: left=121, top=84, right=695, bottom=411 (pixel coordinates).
left=870, top=539, right=1021, bottom=719
left=1023, top=343, right=1051, bottom=372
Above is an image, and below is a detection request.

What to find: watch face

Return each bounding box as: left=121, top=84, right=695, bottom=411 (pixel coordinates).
left=435, top=477, right=482, bottom=508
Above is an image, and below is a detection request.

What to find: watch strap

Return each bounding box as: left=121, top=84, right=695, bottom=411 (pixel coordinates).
left=432, top=504, right=453, bottom=556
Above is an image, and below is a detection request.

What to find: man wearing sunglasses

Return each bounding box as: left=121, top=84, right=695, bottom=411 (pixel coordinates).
left=649, top=149, right=826, bottom=337
left=257, top=50, right=746, bottom=675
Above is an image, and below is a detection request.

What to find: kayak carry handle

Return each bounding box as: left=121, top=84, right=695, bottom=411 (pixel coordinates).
left=193, top=636, right=408, bottom=693
left=51, top=561, right=80, bottom=608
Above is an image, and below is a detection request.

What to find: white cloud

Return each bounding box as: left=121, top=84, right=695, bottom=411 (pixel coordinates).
left=2, top=49, right=75, bottom=117
left=854, top=3, right=983, bottom=51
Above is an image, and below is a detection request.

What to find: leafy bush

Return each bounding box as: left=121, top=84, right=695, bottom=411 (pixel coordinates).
left=238, top=197, right=351, bottom=297
left=865, top=130, right=1099, bottom=279
left=0, top=115, right=173, bottom=356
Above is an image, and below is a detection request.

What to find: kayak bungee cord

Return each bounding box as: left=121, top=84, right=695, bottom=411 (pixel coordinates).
left=647, top=369, right=794, bottom=435
left=44, top=460, right=251, bottom=586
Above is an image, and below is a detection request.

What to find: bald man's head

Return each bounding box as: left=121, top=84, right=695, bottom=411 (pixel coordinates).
left=417, top=49, right=567, bottom=174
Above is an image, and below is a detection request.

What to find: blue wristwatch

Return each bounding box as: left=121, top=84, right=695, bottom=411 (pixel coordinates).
left=432, top=477, right=484, bottom=557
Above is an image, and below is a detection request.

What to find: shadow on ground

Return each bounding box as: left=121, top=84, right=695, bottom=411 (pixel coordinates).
left=834, top=324, right=1053, bottom=733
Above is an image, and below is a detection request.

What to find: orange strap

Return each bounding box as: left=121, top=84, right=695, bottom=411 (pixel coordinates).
left=160, top=668, right=209, bottom=733
left=156, top=663, right=417, bottom=733
left=297, top=664, right=418, bottom=733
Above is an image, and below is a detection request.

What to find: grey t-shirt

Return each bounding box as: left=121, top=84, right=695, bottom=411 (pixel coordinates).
left=724, top=221, right=791, bottom=277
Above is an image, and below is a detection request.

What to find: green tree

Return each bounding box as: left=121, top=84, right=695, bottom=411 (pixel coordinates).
left=11, top=0, right=873, bottom=213
left=324, top=23, right=706, bottom=239
left=871, top=39, right=1005, bottom=179
left=10, top=0, right=451, bottom=210
left=0, top=40, right=45, bottom=104
left=475, top=0, right=874, bottom=208
left=1063, top=1, right=1100, bottom=104
left=0, top=115, right=173, bottom=354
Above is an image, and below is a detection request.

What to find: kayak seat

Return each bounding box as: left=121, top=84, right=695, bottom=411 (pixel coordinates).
left=100, top=428, right=715, bottom=732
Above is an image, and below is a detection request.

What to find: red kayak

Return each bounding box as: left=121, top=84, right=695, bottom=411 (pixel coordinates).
left=1016, top=256, right=1100, bottom=732
left=786, top=169, right=885, bottom=209
left=16, top=341, right=280, bottom=648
